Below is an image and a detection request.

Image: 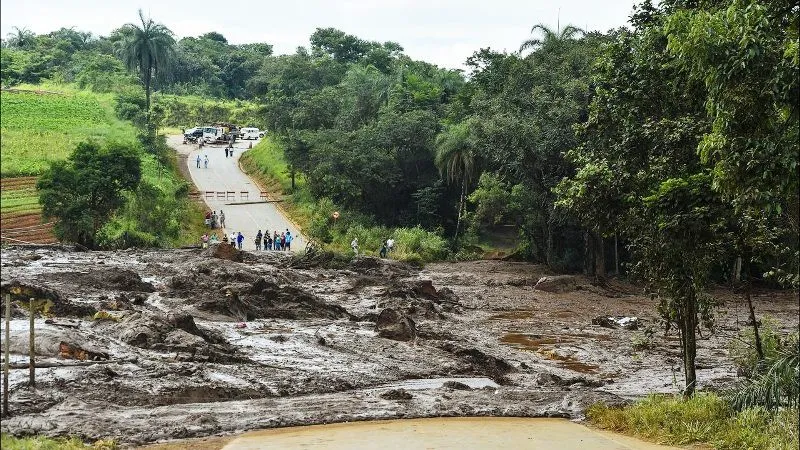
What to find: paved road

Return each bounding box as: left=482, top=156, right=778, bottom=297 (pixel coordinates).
left=167, top=135, right=304, bottom=252
left=221, top=417, right=678, bottom=449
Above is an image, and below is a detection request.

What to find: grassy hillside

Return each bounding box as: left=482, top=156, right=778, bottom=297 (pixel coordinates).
left=0, top=83, right=204, bottom=247
left=1, top=83, right=137, bottom=177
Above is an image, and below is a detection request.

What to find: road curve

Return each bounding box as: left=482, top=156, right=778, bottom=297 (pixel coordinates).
left=167, top=135, right=304, bottom=251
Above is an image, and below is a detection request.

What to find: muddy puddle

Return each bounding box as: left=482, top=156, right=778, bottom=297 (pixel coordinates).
left=219, top=417, right=676, bottom=450
left=500, top=333, right=603, bottom=374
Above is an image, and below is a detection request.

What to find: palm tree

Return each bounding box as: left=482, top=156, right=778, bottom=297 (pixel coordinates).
left=116, top=10, right=175, bottom=125
left=435, top=121, right=477, bottom=243
left=6, top=26, right=35, bottom=48
left=519, top=23, right=584, bottom=53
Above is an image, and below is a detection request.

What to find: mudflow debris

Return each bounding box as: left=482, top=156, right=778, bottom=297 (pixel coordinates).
left=0, top=246, right=797, bottom=445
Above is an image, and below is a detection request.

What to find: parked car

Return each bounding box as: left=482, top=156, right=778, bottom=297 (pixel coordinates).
left=240, top=127, right=261, bottom=140
left=184, top=127, right=203, bottom=138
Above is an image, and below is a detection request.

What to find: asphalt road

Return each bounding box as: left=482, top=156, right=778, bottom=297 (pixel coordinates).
left=168, top=135, right=304, bottom=252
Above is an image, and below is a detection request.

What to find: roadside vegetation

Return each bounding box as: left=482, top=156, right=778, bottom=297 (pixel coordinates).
left=0, top=434, right=116, bottom=449
left=588, top=394, right=798, bottom=450
left=242, top=136, right=448, bottom=262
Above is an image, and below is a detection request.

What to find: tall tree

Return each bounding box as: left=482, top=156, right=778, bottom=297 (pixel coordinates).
left=519, top=23, right=584, bottom=53
left=435, top=121, right=476, bottom=243
left=116, top=9, right=176, bottom=124
left=37, top=141, right=142, bottom=249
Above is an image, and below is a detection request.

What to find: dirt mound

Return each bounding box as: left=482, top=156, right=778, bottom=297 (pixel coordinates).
left=375, top=308, right=417, bottom=341
left=437, top=343, right=515, bottom=382
left=56, top=268, right=155, bottom=292
left=195, top=278, right=352, bottom=321
left=204, top=243, right=243, bottom=262
left=117, top=311, right=245, bottom=363
left=442, top=381, right=472, bottom=390
left=533, top=275, right=577, bottom=293
left=380, top=388, right=413, bottom=400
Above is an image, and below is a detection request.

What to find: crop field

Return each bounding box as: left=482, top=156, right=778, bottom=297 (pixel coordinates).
left=0, top=84, right=137, bottom=244
left=0, top=176, right=56, bottom=244
left=0, top=85, right=138, bottom=177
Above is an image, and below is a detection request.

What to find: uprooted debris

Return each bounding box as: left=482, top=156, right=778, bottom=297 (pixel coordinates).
left=592, top=316, right=639, bottom=330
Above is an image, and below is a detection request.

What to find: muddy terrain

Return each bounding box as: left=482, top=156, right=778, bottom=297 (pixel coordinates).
left=0, top=245, right=797, bottom=446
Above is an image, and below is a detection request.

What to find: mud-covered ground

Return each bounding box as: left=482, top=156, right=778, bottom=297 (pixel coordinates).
left=0, top=246, right=797, bottom=446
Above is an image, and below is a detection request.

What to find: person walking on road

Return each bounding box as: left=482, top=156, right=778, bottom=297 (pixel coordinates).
left=351, top=238, right=359, bottom=256
left=229, top=232, right=236, bottom=247
left=255, top=230, right=263, bottom=251
left=263, top=232, right=270, bottom=251
left=196, top=154, right=201, bottom=168
left=219, top=210, right=226, bottom=228
left=236, top=232, right=244, bottom=250
left=204, top=155, right=209, bottom=169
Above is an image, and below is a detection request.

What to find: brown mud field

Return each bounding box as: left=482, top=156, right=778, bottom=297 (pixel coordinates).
left=0, top=245, right=797, bottom=446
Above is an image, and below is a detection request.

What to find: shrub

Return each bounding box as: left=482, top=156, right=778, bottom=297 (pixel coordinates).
left=588, top=393, right=798, bottom=450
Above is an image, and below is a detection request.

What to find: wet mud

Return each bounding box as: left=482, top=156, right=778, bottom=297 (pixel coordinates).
left=0, top=246, right=797, bottom=446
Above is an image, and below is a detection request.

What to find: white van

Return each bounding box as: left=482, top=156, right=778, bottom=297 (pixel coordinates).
left=240, top=127, right=261, bottom=140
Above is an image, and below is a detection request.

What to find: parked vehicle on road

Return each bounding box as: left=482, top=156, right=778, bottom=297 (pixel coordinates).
left=203, top=126, right=227, bottom=143
left=184, top=127, right=203, bottom=138
left=240, top=127, right=261, bottom=140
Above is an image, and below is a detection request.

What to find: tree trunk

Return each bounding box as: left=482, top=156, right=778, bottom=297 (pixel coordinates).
left=545, top=221, right=553, bottom=267
left=454, top=179, right=465, bottom=244
left=584, top=230, right=593, bottom=275
left=614, top=233, right=619, bottom=276
left=594, top=231, right=605, bottom=279
left=144, top=59, right=152, bottom=127
left=681, top=291, right=698, bottom=397
left=743, top=254, right=764, bottom=361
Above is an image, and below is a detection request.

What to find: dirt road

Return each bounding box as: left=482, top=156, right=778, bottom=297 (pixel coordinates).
left=167, top=135, right=303, bottom=251
left=0, top=246, right=796, bottom=446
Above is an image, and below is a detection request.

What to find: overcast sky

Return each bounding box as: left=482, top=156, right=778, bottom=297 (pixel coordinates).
left=1, top=0, right=637, bottom=70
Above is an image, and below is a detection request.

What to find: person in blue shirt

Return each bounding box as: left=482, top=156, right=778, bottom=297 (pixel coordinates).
left=236, top=232, right=244, bottom=250
left=285, top=230, right=292, bottom=251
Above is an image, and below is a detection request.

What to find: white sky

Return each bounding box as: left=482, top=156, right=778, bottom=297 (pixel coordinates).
left=0, top=0, right=636, bottom=70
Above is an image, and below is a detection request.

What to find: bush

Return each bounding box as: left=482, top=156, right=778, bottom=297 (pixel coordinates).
left=729, top=316, right=789, bottom=376
left=588, top=393, right=798, bottom=449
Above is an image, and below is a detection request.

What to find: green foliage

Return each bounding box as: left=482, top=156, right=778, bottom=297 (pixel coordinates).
left=1, top=433, right=117, bottom=449
left=728, top=330, right=800, bottom=411
left=115, top=9, right=176, bottom=113
left=588, top=394, right=799, bottom=450
left=729, top=316, right=789, bottom=374
left=37, top=140, right=142, bottom=248
left=0, top=84, right=138, bottom=176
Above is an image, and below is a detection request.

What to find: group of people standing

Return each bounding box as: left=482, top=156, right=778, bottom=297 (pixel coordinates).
left=351, top=237, right=394, bottom=257
left=204, top=210, right=225, bottom=229
left=254, top=229, right=293, bottom=251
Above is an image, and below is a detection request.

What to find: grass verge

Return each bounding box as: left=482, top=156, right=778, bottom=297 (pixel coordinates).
left=0, top=433, right=117, bottom=449
left=587, top=393, right=799, bottom=450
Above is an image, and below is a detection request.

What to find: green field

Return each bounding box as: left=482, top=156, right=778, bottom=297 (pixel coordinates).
left=1, top=83, right=137, bottom=177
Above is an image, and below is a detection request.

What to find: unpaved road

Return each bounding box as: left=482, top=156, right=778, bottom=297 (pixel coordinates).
left=0, top=245, right=797, bottom=447
left=167, top=135, right=304, bottom=251
left=221, top=417, right=677, bottom=449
